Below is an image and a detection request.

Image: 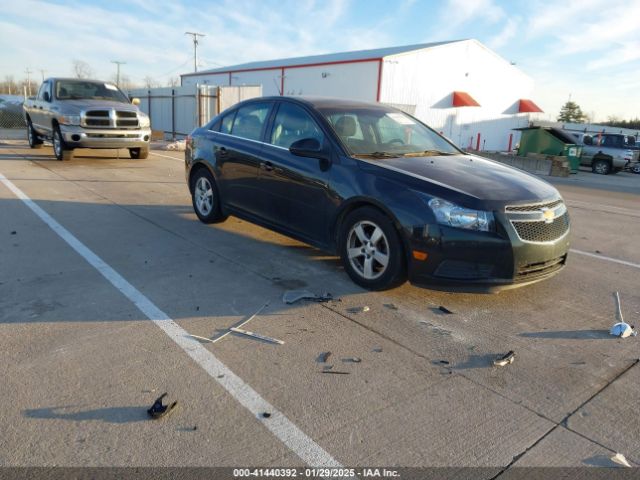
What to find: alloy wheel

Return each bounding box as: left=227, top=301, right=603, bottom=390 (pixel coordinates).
left=346, top=220, right=390, bottom=280
left=194, top=177, right=213, bottom=216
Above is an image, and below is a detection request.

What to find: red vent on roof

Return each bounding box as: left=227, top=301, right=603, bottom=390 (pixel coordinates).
left=518, top=99, right=543, bottom=113
left=452, top=91, right=480, bottom=107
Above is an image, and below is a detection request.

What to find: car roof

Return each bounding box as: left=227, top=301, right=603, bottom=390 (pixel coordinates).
left=246, top=95, right=396, bottom=111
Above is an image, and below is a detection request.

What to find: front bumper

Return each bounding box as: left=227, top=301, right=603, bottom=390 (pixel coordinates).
left=406, top=213, right=570, bottom=292
left=60, top=125, right=151, bottom=149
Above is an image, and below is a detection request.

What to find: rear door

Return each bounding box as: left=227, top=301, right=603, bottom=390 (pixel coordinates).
left=211, top=101, right=273, bottom=216
left=30, top=83, right=48, bottom=131
left=257, top=101, right=333, bottom=244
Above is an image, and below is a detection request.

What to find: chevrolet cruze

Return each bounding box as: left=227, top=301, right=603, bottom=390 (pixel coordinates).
left=185, top=97, right=570, bottom=291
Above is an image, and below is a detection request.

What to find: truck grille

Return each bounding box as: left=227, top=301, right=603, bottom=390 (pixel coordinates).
left=512, top=212, right=570, bottom=243
left=82, top=109, right=139, bottom=128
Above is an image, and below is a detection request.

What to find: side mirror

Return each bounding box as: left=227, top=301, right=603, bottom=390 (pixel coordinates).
left=289, top=137, right=326, bottom=159
left=43, top=91, right=50, bottom=102
left=131, top=97, right=141, bottom=106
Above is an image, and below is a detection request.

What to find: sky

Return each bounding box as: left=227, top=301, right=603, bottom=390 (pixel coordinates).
left=0, top=0, right=638, bottom=122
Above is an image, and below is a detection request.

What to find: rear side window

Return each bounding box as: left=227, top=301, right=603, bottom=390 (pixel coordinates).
left=231, top=103, right=271, bottom=141
left=270, top=103, right=324, bottom=148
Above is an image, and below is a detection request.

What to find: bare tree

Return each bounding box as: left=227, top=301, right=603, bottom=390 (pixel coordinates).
left=167, top=76, right=180, bottom=87
left=72, top=60, right=94, bottom=79
left=143, top=75, right=158, bottom=88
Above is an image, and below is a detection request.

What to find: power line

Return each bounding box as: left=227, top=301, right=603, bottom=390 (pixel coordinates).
left=185, top=32, right=205, bottom=73
left=111, top=60, right=126, bottom=86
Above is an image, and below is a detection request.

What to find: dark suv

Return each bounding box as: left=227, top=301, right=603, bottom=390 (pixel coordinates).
left=185, top=97, right=570, bottom=291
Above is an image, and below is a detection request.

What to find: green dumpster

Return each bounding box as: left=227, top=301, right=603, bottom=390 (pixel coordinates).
left=515, top=126, right=581, bottom=173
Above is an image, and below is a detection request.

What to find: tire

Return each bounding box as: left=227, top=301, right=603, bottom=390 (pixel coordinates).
left=190, top=167, right=226, bottom=224
left=592, top=158, right=611, bottom=175
left=338, top=206, right=406, bottom=290
left=129, top=147, right=149, bottom=159
left=52, top=125, right=73, bottom=161
left=27, top=120, right=43, bottom=149
left=631, top=163, right=640, bottom=174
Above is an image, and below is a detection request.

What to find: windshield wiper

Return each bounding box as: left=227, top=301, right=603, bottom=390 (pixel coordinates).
left=354, top=151, right=400, bottom=159
left=402, top=150, right=456, bottom=157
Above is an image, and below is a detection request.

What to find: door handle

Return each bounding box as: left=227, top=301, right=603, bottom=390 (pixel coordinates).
left=217, top=146, right=228, bottom=157
left=260, top=161, right=274, bottom=172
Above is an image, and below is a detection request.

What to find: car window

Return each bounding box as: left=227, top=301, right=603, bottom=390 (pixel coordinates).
left=220, top=112, right=235, bottom=134
left=270, top=103, right=324, bottom=148
left=36, top=83, right=46, bottom=101
left=55, top=80, right=129, bottom=103
left=231, top=103, right=270, bottom=141
left=326, top=114, right=364, bottom=141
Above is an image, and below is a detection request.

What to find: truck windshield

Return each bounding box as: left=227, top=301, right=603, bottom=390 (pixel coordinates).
left=319, top=106, right=460, bottom=158
left=55, top=80, right=130, bottom=103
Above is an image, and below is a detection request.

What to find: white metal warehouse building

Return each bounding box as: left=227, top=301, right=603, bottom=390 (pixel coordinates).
left=181, top=39, right=543, bottom=151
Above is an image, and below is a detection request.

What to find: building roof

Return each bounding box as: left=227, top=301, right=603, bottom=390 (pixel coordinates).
left=182, top=40, right=465, bottom=77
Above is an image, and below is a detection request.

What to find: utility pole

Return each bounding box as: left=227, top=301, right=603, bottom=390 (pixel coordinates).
left=185, top=32, right=205, bottom=72
left=111, top=60, right=126, bottom=86
left=39, top=69, right=46, bottom=82
left=24, top=68, right=32, bottom=96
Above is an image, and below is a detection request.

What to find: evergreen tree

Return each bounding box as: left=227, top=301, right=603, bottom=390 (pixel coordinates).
left=557, top=101, right=586, bottom=123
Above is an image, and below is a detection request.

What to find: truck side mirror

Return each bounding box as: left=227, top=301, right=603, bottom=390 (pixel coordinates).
left=43, top=91, right=50, bottom=102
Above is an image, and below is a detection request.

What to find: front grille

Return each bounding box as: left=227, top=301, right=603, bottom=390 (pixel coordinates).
left=512, top=212, right=570, bottom=243
left=82, top=109, right=139, bottom=128
left=517, top=255, right=566, bottom=280
left=116, top=111, right=139, bottom=128
left=506, top=199, right=563, bottom=212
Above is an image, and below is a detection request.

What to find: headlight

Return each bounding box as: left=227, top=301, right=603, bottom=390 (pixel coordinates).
left=138, top=114, right=150, bottom=128
left=428, top=197, right=494, bottom=232
left=59, top=115, right=81, bottom=126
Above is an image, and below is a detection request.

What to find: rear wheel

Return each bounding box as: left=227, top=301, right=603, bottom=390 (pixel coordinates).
left=592, top=158, right=611, bottom=175
left=52, top=126, right=73, bottom=161
left=190, top=167, right=227, bottom=224
left=338, top=206, right=406, bottom=290
left=129, top=147, right=149, bottom=159
left=27, top=120, right=43, bottom=149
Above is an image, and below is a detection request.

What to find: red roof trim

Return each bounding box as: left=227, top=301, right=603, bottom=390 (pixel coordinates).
left=182, top=57, right=382, bottom=77
left=452, top=91, right=480, bottom=107
left=518, top=99, right=543, bottom=113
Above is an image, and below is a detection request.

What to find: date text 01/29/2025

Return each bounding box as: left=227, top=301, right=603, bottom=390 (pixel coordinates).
left=232, top=468, right=400, bottom=478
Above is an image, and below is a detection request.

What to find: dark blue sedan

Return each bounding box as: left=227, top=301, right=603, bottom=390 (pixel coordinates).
left=185, top=97, right=570, bottom=291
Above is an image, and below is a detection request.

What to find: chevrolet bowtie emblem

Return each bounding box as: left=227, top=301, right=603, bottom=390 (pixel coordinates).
left=541, top=208, right=555, bottom=223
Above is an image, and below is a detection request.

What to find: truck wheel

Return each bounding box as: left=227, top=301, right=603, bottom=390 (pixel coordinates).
left=592, top=159, right=611, bottom=175
left=53, top=126, right=73, bottom=161
left=27, top=120, right=43, bottom=149
left=338, top=206, right=406, bottom=291
left=129, top=147, right=149, bottom=159
left=632, top=163, right=640, bottom=174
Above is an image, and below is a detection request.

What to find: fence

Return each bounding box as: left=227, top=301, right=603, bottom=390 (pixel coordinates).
left=129, top=84, right=262, bottom=140
left=0, top=95, right=26, bottom=128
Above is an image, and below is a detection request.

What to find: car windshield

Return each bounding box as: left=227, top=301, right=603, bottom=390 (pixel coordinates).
left=55, top=80, right=130, bottom=103
left=320, top=106, right=460, bottom=158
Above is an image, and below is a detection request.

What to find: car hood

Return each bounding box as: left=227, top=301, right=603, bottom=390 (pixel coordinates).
left=356, top=153, right=560, bottom=207
left=58, top=100, right=139, bottom=114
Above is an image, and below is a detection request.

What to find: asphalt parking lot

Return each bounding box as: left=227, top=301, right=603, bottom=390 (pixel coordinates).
left=1, top=136, right=639, bottom=477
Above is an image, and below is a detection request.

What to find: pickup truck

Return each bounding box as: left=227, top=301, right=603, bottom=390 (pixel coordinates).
left=23, top=78, right=151, bottom=161
left=578, top=133, right=639, bottom=175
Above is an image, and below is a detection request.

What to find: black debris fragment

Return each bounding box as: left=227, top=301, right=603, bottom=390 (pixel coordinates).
left=321, top=370, right=350, bottom=375
left=342, top=357, right=362, bottom=363
left=196, top=306, right=200, bottom=311
left=438, top=306, right=454, bottom=314
left=439, top=360, right=450, bottom=365
left=372, top=347, right=383, bottom=353
left=10, top=231, right=16, bottom=235
left=493, top=351, right=515, bottom=367
left=261, top=412, right=271, bottom=419
left=147, top=393, right=178, bottom=419
left=282, top=290, right=333, bottom=304
left=383, top=303, right=398, bottom=311
left=317, top=351, right=332, bottom=363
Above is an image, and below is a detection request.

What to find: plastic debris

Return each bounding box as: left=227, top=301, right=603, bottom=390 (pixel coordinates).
left=347, top=306, right=370, bottom=314
left=261, top=412, right=272, bottom=419
left=229, top=327, right=284, bottom=345
left=317, top=351, right=332, bottom=363
left=187, top=334, right=214, bottom=343
left=282, top=290, right=333, bottom=304
left=10, top=231, right=16, bottom=235
left=611, top=453, right=631, bottom=468
left=611, top=292, right=637, bottom=338
left=439, top=360, right=450, bottom=365
left=372, top=347, right=383, bottom=353
left=147, top=393, right=178, bottom=419
left=164, top=139, right=186, bottom=151
left=493, top=351, right=515, bottom=367
left=610, top=323, right=637, bottom=338
left=342, top=357, right=362, bottom=363
left=321, top=370, right=350, bottom=375
left=210, top=301, right=269, bottom=344
left=438, top=306, right=454, bottom=314
left=383, top=303, right=398, bottom=310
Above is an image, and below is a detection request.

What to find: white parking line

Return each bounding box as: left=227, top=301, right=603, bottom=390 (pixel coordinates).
left=0, top=172, right=342, bottom=469
left=150, top=151, right=184, bottom=162
left=570, top=249, right=640, bottom=270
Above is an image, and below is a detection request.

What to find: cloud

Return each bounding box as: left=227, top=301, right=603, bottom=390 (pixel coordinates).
left=488, top=17, right=519, bottom=49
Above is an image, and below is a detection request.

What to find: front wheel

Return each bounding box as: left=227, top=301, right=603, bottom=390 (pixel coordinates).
left=592, top=159, right=611, bottom=175
left=53, top=126, right=73, bottom=161
left=129, top=147, right=149, bottom=159
left=631, top=163, right=640, bottom=174
left=338, top=207, right=406, bottom=290
left=190, top=168, right=227, bottom=224
left=27, top=120, right=43, bottom=149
